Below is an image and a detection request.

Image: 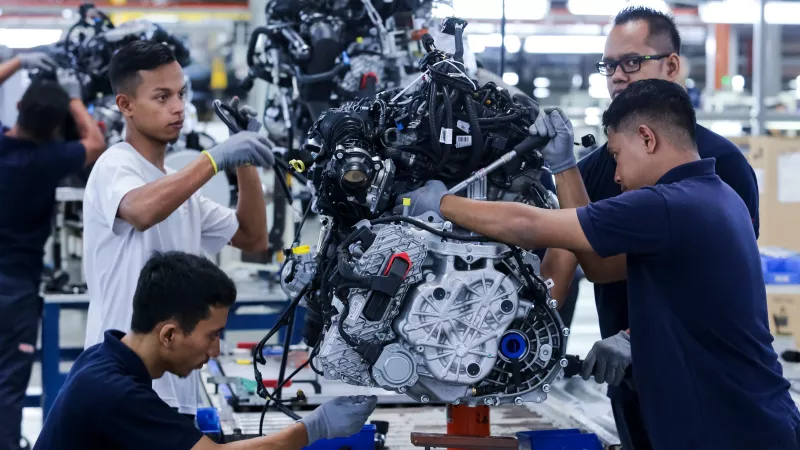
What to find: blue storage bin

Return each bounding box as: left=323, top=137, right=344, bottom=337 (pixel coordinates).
left=517, top=429, right=602, bottom=450
left=196, top=407, right=221, bottom=433
left=760, top=248, right=800, bottom=285
left=303, top=424, right=376, bottom=450
left=764, top=272, right=800, bottom=285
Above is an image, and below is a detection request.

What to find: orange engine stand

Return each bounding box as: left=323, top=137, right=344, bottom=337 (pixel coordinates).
left=446, top=404, right=490, bottom=450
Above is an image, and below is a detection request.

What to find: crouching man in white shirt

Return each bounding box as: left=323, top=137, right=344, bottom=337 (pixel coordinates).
left=82, top=40, right=274, bottom=418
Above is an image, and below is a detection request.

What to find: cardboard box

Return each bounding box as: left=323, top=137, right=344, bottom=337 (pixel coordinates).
left=746, top=137, right=800, bottom=252
left=765, top=286, right=800, bottom=347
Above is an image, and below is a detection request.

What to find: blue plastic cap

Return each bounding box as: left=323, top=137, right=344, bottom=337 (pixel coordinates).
left=500, top=333, right=526, bottom=360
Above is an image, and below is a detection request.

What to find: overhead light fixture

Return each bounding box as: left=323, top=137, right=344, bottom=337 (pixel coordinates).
left=524, top=35, right=606, bottom=54
left=731, top=75, right=745, bottom=92
left=451, top=0, right=549, bottom=20
left=431, top=2, right=455, bottom=18
left=699, top=1, right=800, bottom=25
left=589, top=85, right=611, bottom=99
left=567, top=0, right=670, bottom=16
left=504, top=35, right=521, bottom=54
left=0, top=28, right=62, bottom=49
left=533, top=87, right=550, bottom=98
left=502, top=72, right=520, bottom=86
left=534, top=77, right=551, bottom=88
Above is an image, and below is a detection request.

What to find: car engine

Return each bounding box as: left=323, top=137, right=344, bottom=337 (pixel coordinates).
left=276, top=17, right=570, bottom=407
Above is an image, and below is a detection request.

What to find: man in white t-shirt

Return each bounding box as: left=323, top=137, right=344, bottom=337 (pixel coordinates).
left=82, top=40, right=274, bottom=417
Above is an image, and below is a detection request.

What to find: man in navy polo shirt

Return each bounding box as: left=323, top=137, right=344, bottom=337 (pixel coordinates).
left=397, top=78, right=799, bottom=449
left=34, top=251, right=377, bottom=450
left=0, top=53, right=106, bottom=449
left=535, top=6, right=760, bottom=449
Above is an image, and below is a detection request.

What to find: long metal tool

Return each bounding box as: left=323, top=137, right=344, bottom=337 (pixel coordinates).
left=448, top=134, right=549, bottom=195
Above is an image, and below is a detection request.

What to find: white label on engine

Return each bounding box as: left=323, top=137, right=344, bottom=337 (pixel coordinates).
left=457, top=120, right=471, bottom=133
left=349, top=299, right=364, bottom=321
left=439, top=128, right=453, bottom=144
left=456, top=135, right=472, bottom=148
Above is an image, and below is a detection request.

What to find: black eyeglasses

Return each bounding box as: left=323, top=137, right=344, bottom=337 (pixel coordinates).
left=596, top=54, right=672, bottom=76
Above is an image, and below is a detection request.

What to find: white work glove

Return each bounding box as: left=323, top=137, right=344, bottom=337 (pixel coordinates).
left=393, top=180, right=449, bottom=217
left=204, top=131, right=274, bottom=174
left=528, top=108, right=576, bottom=174
left=18, top=52, right=56, bottom=71
left=56, top=69, right=82, bottom=100
left=300, top=395, right=378, bottom=444
left=580, top=330, right=631, bottom=387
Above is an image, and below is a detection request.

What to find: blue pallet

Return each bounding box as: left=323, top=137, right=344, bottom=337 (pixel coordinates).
left=303, top=424, right=376, bottom=450
left=517, top=429, right=602, bottom=450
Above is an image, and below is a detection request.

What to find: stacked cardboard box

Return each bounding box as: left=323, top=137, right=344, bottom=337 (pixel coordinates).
left=742, top=137, right=800, bottom=347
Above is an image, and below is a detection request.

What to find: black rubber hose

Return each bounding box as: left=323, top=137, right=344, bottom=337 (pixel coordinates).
left=370, top=216, right=489, bottom=242
left=294, top=63, right=349, bottom=85
left=436, top=86, right=455, bottom=171
left=461, top=95, right=485, bottom=177
left=246, top=26, right=271, bottom=68
left=454, top=26, right=465, bottom=64
left=427, top=79, right=442, bottom=163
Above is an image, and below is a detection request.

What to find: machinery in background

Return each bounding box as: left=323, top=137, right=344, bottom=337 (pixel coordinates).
left=25, top=3, right=213, bottom=187
left=240, top=0, right=446, bottom=259
left=265, top=18, right=569, bottom=409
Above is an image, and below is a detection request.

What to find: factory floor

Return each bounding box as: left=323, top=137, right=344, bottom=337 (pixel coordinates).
left=19, top=278, right=602, bottom=447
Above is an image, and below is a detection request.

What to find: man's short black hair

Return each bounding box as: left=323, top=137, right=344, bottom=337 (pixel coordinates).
left=131, top=251, right=237, bottom=334
left=602, top=79, right=696, bottom=148
left=109, top=40, right=177, bottom=95
left=613, top=6, right=681, bottom=55
left=17, top=79, right=70, bottom=142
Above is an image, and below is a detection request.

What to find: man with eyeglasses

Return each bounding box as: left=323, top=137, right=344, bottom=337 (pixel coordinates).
left=533, top=6, right=760, bottom=450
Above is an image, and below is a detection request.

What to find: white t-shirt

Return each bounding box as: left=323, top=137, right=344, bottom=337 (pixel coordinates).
left=82, top=142, right=239, bottom=414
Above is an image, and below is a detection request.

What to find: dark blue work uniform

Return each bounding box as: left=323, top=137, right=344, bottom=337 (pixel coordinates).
left=577, top=158, right=799, bottom=449
left=33, top=330, right=204, bottom=450
left=0, top=129, right=85, bottom=450
left=576, top=125, right=760, bottom=449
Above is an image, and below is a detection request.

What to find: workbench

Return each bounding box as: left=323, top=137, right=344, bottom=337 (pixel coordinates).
left=30, top=286, right=301, bottom=420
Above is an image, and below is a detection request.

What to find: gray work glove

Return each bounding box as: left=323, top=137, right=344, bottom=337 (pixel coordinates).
left=227, top=96, right=261, bottom=135
left=300, top=395, right=378, bottom=444
left=581, top=330, right=631, bottom=387
left=393, top=180, right=449, bottom=217
left=56, top=69, right=82, bottom=100
left=18, top=52, right=56, bottom=71
left=528, top=107, right=576, bottom=174
left=205, top=131, right=275, bottom=173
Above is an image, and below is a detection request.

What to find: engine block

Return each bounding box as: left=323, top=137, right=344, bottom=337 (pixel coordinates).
left=312, top=215, right=568, bottom=406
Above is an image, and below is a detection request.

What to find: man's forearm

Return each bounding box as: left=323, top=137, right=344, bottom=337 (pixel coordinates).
left=221, top=423, right=308, bottom=450
left=551, top=167, right=625, bottom=282
left=554, top=167, right=590, bottom=208
left=0, top=57, right=20, bottom=86
left=541, top=248, right=580, bottom=307
left=439, top=195, right=592, bottom=252
left=118, top=156, right=215, bottom=231
left=233, top=166, right=268, bottom=252
left=69, top=99, right=106, bottom=162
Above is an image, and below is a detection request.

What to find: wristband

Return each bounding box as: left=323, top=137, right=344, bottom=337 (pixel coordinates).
left=201, top=150, right=219, bottom=174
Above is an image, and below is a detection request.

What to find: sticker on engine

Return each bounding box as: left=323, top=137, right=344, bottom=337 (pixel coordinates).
left=457, top=120, right=471, bottom=133
left=349, top=299, right=364, bottom=321
left=456, top=135, right=472, bottom=148
left=439, top=128, right=453, bottom=144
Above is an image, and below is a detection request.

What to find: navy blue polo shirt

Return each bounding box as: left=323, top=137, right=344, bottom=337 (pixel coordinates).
left=33, top=330, right=204, bottom=450
left=0, top=129, right=85, bottom=285
left=577, top=158, right=799, bottom=449
left=577, top=124, right=759, bottom=340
